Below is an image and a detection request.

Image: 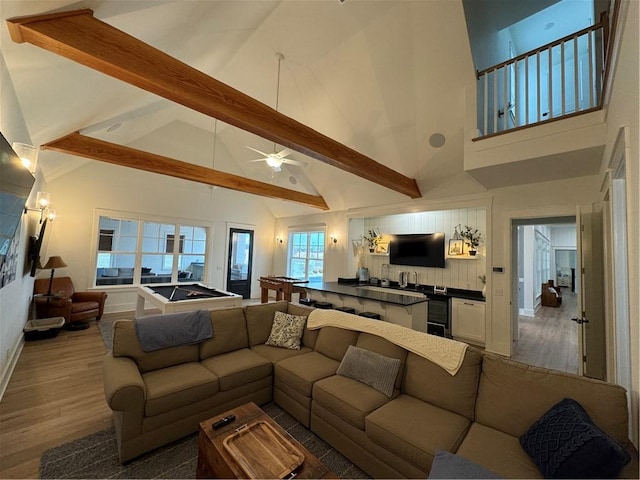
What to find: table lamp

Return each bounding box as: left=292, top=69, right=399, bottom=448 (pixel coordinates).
left=43, top=256, right=68, bottom=295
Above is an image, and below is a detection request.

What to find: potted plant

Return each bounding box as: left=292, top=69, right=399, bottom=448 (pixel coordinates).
left=459, top=225, right=482, bottom=256
left=363, top=228, right=382, bottom=252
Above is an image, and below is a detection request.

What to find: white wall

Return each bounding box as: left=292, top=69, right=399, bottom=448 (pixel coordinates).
left=38, top=124, right=278, bottom=312
left=0, top=53, right=45, bottom=397
left=598, top=0, right=639, bottom=448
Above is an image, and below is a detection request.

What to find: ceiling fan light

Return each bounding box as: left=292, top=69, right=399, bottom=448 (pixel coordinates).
left=266, top=155, right=283, bottom=168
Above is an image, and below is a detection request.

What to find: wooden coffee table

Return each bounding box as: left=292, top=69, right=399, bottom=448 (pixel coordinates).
left=196, top=402, right=336, bottom=479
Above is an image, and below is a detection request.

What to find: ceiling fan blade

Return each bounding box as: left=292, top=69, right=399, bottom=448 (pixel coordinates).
left=246, top=145, right=270, bottom=157
left=247, top=158, right=267, bottom=163
left=275, top=148, right=293, bottom=158
left=282, top=158, right=308, bottom=167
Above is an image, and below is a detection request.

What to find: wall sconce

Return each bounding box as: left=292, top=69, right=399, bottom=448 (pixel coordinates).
left=12, top=142, right=39, bottom=175
left=276, top=236, right=284, bottom=244
left=24, top=191, right=54, bottom=223
left=330, top=234, right=338, bottom=244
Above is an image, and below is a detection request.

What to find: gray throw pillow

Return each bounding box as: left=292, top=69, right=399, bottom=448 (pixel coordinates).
left=336, top=345, right=400, bottom=397
left=428, top=451, right=502, bottom=479
left=265, top=311, right=307, bottom=350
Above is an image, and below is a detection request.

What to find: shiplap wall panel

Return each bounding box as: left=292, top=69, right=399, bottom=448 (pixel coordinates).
left=359, top=208, right=487, bottom=292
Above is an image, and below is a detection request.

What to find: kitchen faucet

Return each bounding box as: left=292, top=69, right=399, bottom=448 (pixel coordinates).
left=413, top=271, right=419, bottom=290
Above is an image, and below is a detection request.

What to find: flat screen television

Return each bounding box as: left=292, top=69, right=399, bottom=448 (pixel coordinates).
left=0, top=132, right=35, bottom=274
left=389, top=233, right=445, bottom=268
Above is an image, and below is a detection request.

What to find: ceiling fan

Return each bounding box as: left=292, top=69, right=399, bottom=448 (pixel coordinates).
left=247, top=53, right=308, bottom=173
left=246, top=145, right=306, bottom=172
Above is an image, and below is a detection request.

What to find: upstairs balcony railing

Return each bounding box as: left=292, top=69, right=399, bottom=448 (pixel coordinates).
left=475, top=12, right=610, bottom=138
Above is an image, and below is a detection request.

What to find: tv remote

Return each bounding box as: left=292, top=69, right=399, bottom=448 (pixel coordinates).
left=212, top=414, right=236, bottom=430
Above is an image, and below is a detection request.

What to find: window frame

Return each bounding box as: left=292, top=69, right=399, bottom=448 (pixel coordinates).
left=91, top=209, right=212, bottom=288
left=286, top=225, right=326, bottom=282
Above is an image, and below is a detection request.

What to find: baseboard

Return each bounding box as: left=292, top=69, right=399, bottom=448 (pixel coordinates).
left=519, top=308, right=535, bottom=317
left=0, top=336, right=24, bottom=402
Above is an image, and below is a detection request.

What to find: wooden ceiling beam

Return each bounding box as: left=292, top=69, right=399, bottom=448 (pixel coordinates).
left=42, top=132, right=329, bottom=210
left=7, top=9, right=422, bottom=199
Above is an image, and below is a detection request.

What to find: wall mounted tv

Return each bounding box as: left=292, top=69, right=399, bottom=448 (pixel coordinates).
left=0, top=132, right=35, bottom=273
left=389, top=233, right=446, bottom=268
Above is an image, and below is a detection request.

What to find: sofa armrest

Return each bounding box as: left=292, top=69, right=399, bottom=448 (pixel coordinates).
left=103, top=352, right=145, bottom=411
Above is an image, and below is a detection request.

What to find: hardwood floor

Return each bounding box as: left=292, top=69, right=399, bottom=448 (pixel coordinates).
left=512, top=289, right=579, bottom=374
left=0, top=316, right=116, bottom=479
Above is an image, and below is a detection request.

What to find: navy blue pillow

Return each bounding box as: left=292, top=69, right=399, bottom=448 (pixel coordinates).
left=520, top=398, right=630, bottom=478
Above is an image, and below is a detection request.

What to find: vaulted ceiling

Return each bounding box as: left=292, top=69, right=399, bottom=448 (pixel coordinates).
left=1, top=0, right=480, bottom=217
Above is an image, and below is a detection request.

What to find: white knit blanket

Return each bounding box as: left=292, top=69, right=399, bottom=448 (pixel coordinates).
left=307, top=309, right=468, bottom=376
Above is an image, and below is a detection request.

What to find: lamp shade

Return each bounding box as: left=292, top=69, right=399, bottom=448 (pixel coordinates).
left=43, top=256, right=67, bottom=269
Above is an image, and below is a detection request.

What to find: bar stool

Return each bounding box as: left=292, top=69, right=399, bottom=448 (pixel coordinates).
left=359, top=312, right=381, bottom=320
left=299, top=298, right=316, bottom=306
left=334, top=306, right=356, bottom=314
left=314, top=301, right=333, bottom=309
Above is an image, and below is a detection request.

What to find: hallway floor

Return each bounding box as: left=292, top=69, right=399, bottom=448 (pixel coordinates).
left=512, top=289, right=579, bottom=374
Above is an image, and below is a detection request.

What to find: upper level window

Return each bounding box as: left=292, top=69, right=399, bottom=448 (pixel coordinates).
left=287, top=230, right=325, bottom=282
left=94, top=214, right=207, bottom=287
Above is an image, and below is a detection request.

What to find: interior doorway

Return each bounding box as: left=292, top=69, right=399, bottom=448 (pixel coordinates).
left=511, top=218, right=579, bottom=374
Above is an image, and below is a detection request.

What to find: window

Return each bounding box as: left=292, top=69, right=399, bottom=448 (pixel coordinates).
left=94, top=214, right=208, bottom=286
left=287, top=230, right=325, bottom=281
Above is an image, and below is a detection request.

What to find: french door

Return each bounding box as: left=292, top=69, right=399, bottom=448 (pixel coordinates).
left=226, top=228, right=253, bottom=299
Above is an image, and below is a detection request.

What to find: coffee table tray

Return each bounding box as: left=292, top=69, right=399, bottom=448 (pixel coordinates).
left=223, top=420, right=304, bottom=479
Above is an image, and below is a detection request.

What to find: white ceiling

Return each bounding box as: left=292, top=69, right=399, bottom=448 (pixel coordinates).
left=0, top=0, right=589, bottom=218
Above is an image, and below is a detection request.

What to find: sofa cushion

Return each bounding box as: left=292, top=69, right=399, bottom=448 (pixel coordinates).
left=336, top=345, right=400, bottom=397
left=201, top=348, right=271, bottom=391
left=366, top=394, right=471, bottom=471
left=265, top=311, right=307, bottom=350
left=313, top=326, right=360, bottom=361
left=251, top=344, right=313, bottom=365
left=112, top=320, right=199, bottom=373
left=313, top=374, right=391, bottom=430
left=245, top=301, right=288, bottom=346
left=428, top=451, right=502, bottom=479
left=199, top=307, right=248, bottom=359
left=355, top=332, right=408, bottom=390
left=275, top=351, right=339, bottom=397
left=475, top=355, right=629, bottom=443
left=520, top=398, right=631, bottom=479
left=142, top=362, right=218, bottom=417
left=403, top=348, right=482, bottom=420
left=456, top=422, right=542, bottom=479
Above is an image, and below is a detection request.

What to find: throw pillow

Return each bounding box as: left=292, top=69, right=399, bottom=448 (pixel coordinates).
left=428, top=451, right=502, bottom=479
left=520, top=397, right=631, bottom=479
left=265, top=311, right=307, bottom=350
left=336, top=345, right=400, bottom=397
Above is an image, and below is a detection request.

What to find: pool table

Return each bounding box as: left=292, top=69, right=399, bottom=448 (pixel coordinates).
left=136, top=283, right=242, bottom=316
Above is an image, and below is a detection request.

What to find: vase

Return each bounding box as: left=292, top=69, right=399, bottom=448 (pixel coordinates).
left=369, top=248, right=375, bottom=253
left=469, top=249, right=477, bottom=256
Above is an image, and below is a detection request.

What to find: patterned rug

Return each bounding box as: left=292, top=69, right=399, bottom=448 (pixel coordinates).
left=39, top=403, right=368, bottom=479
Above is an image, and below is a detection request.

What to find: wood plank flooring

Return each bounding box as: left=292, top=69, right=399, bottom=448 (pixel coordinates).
left=512, top=289, right=579, bottom=374
left=0, top=317, right=115, bottom=479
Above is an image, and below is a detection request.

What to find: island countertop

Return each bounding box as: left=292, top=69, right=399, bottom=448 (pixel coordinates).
left=305, top=281, right=485, bottom=305
left=305, top=281, right=430, bottom=307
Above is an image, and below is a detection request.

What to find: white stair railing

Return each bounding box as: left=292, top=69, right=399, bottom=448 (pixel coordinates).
left=476, top=19, right=607, bottom=138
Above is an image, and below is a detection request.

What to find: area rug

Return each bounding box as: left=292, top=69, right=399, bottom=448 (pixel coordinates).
left=40, top=402, right=368, bottom=479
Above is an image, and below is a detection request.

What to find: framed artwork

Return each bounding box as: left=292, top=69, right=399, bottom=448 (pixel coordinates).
left=374, top=243, right=389, bottom=254
left=448, top=239, right=464, bottom=256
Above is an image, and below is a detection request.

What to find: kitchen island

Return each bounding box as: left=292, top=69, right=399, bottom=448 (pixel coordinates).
left=305, top=281, right=429, bottom=332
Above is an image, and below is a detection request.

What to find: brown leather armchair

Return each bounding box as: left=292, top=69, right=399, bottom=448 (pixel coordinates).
left=34, top=276, right=108, bottom=329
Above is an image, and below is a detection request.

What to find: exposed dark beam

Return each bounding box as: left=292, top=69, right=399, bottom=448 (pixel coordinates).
left=42, top=132, right=329, bottom=210
left=7, top=9, right=422, bottom=199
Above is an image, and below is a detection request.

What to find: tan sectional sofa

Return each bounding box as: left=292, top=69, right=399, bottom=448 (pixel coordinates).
left=103, top=301, right=639, bottom=478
